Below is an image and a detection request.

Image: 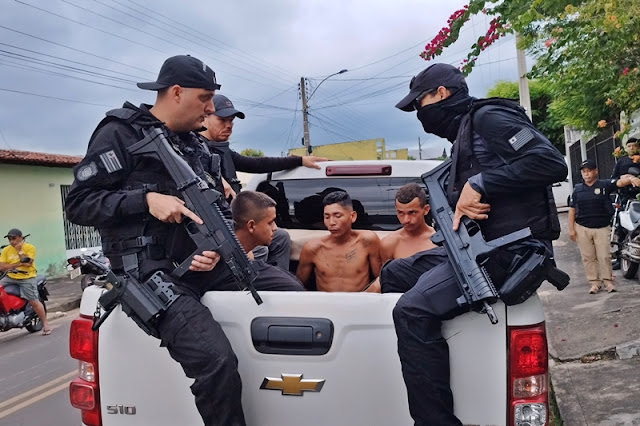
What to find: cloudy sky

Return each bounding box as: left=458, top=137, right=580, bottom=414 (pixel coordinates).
left=0, top=0, right=521, bottom=159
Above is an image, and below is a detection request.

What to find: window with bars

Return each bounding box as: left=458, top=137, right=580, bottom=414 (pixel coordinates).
left=60, top=185, right=102, bottom=250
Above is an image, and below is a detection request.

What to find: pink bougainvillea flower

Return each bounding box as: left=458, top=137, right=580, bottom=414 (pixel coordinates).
left=623, top=67, right=629, bottom=75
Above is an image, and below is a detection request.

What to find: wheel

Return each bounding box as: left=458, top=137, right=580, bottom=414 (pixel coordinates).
left=621, top=257, right=639, bottom=279
left=81, top=274, right=96, bottom=291
left=25, top=300, right=46, bottom=333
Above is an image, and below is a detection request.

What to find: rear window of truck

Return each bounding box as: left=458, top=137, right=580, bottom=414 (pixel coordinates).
left=256, top=177, right=425, bottom=231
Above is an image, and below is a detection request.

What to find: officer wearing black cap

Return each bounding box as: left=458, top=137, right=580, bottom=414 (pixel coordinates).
left=65, top=55, right=302, bottom=426
left=569, top=159, right=639, bottom=294
left=386, top=63, right=569, bottom=425
left=200, top=94, right=327, bottom=196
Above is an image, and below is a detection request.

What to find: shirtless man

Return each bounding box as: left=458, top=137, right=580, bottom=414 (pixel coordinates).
left=365, top=183, right=440, bottom=293
left=296, top=191, right=381, bottom=292
left=380, top=183, right=437, bottom=262
left=379, top=183, right=449, bottom=294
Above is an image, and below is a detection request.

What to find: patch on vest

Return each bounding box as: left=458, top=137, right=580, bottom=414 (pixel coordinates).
left=508, top=128, right=534, bottom=151
left=594, top=188, right=601, bottom=195
left=76, top=162, right=98, bottom=181
left=99, top=150, right=123, bottom=173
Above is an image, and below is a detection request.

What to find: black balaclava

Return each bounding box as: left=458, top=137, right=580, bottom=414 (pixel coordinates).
left=416, top=89, right=475, bottom=142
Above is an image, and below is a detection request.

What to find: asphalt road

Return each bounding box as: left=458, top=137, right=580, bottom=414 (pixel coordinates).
left=0, top=309, right=80, bottom=426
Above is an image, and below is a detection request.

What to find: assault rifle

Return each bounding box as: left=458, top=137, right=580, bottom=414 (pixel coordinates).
left=422, top=160, right=531, bottom=324
left=128, top=127, right=262, bottom=305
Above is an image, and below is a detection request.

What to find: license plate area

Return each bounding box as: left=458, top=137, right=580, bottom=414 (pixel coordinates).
left=70, top=267, right=82, bottom=279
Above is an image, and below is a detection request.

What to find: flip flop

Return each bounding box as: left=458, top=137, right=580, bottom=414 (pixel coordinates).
left=42, top=329, right=52, bottom=336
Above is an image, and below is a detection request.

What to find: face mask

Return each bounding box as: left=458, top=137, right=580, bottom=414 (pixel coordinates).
left=416, top=90, right=474, bottom=142
left=417, top=104, right=459, bottom=142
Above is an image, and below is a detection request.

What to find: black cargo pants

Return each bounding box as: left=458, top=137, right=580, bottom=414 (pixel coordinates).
left=381, top=242, right=552, bottom=426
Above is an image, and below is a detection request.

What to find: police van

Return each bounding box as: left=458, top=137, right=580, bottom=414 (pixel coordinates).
left=69, top=160, right=550, bottom=426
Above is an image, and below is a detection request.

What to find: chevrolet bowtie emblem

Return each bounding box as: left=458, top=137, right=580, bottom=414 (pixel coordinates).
left=260, top=373, right=325, bottom=396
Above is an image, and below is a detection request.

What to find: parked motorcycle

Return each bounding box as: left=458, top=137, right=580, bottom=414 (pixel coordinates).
left=67, top=249, right=110, bottom=290
left=0, top=270, right=49, bottom=333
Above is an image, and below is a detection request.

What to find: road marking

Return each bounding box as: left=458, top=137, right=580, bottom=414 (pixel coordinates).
left=0, top=370, right=76, bottom=419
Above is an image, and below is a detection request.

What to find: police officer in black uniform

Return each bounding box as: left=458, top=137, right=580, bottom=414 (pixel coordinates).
left=64, top=55, right=302, bottom=426
left=387, top=63, right=568, bottom=425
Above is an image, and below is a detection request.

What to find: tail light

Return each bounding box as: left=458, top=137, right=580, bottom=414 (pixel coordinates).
left=508, top=323, right=548, bottom=426
left=68, top=257, right=81, bottom=267
left=69, top=315, right=101, bottom=426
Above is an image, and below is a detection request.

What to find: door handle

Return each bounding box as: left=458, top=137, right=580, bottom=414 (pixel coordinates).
left=251, top=317, right=333, bottom=355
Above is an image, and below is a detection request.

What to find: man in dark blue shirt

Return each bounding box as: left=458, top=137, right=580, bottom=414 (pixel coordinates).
left=569, top=159, right=639, bottom=293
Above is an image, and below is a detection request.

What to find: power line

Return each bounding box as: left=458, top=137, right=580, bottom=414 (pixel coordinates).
left=0, top=87, right=114, bottom=107
left=0, top=25, right=156, bottom=75
left=60, top=0, right=293, bottom=89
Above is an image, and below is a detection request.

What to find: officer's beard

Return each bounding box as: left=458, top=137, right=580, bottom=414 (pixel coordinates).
left=416, top=89, right=474, bottom=142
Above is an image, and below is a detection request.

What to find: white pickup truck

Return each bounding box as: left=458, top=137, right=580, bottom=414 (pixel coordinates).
left=69, top=160, right=550, bottom=426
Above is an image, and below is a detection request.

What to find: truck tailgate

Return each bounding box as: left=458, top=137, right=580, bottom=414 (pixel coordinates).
left=83, top=288, right=544, bottom=425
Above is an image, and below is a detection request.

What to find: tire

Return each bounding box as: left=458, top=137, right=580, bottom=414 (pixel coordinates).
left=81, top=274, right=96, bottom=291
left=25, top=300, right=46, bottom=333
left=621, top=257, right=639, bottom=279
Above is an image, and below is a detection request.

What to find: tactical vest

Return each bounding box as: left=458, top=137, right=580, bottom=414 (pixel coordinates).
left=206, top=141, right=243, bottom=193
left=90, top=105, right=224, bottom=275
left=449, top=99, right=561, bottom=241
left=572, top=181, right=616, bottom=228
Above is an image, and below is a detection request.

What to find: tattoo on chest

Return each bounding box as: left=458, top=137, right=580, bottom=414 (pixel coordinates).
left=345, top=249, right=357, bottom=262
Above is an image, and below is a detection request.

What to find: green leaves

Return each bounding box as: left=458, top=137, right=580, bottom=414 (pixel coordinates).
left=424, top=0, right=640, bottom=133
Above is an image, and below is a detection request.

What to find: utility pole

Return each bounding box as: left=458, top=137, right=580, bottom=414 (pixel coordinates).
left=418, top=137, right=422, bottom=160
left=300, top=77, right=311, bottom=154
left=516, top=33, right=533, bottom=122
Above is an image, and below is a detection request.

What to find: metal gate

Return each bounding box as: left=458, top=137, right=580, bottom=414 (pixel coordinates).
left=60, top=185, right=102, bottom=250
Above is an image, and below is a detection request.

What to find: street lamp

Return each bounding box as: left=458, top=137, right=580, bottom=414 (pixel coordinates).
left=301, top=69, right=348, bottom=154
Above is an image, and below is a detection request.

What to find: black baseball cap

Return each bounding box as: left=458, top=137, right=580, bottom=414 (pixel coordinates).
left=213, top=94, right=245, bottom=119
left=137, top=55, right=221, bottom=91
left=580, top=159, right=597, bottom=170
left=4, top=228, right=22, bottom=238
left=396, top=63, right=468, bottom=112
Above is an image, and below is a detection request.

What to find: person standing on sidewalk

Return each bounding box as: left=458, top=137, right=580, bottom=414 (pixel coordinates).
left=568, top=159, right=640, bottom=293
left=0, top=228, right=51, bottom=335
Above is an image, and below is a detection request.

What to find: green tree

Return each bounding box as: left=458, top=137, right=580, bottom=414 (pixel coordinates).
left=240, top=148, right=264, bottom=157
left=408, top=155, right=416, bottom=160
left=487, top=80, right=565, bottom=153
left=421, top=0, right=640, bottom=135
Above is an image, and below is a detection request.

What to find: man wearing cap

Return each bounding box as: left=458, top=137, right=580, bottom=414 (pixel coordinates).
left=200, top=94, right=327, bottom=196
left=569, top=159, right=639, bottom=293
left=199, top=93, right=326, bottom=270
left=0, top=229, right=50, bottom=335
left=390, top=63, right=569, bottom=424
left=611, top=137, right=640, bottom=179
left=65, top=55, right=302, bottom=426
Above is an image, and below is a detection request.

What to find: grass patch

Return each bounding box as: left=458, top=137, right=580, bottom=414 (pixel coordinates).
left=548, top=378, right=563, bottom=426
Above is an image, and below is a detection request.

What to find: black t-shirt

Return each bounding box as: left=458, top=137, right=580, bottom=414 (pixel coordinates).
left=570, top=179, right=617, bottom=228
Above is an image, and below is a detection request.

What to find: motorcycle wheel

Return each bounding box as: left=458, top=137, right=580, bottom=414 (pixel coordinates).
left=81, top=274, right=96, bottom=291
left=621, top=257, right=639, bottom=279
left=25, top=300, right=46, bottom=333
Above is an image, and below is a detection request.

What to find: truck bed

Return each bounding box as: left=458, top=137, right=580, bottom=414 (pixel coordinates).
left=80, top=285, right=544, bottom=426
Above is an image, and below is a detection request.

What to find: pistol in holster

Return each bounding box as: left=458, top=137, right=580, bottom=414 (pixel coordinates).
left=93, top=270, right=180, bottom=337
left=498, top=247, right=570, bottom=306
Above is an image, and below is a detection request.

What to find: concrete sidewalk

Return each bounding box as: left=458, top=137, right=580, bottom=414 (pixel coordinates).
left=545, top=212, right=640, bottom=425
